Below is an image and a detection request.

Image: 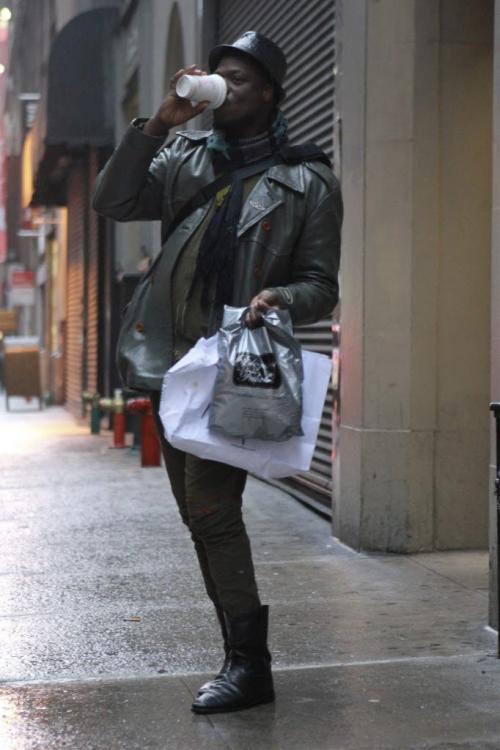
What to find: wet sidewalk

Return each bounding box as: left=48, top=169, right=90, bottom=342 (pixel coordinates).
left=0, top=399, right=499, bottom=749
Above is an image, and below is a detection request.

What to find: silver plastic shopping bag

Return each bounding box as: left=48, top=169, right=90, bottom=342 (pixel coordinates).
left=208, top=306, right=304, bottom=441
left=160, top=336, right=331, bottom=478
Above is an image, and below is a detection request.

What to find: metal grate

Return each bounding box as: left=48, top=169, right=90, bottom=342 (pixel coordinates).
left=216, top=0, right=337, bottom=512
left=216, top=0, right=335, bottom=159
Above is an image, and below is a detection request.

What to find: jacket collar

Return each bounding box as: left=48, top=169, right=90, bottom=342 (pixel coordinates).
left=266, top=163, right=305, bottom=194
left=177, top=130, right=306, bottom=193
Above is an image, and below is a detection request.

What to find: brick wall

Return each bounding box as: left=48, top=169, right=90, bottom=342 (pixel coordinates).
left=65, top=163, right=85, bottom=418
left=65, top=151, right=100, bottom=419
left=86, top=149, right=99, bottom=395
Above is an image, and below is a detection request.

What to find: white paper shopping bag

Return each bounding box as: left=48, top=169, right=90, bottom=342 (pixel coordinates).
left=159, top=335, right=331, bottom=479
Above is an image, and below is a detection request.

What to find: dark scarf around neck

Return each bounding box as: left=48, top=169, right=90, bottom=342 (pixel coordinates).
left=189, top=121, right=288, bottom=317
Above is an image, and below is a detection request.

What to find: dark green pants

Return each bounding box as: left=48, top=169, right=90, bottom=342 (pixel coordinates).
left=150, top=392, right=261, bottom=616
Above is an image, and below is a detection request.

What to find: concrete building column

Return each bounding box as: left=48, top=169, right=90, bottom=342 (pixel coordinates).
left=336, top=0, right=492, bottom=552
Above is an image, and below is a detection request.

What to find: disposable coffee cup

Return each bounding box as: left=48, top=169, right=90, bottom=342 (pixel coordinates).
left=176, top=73, right=227, bottom=110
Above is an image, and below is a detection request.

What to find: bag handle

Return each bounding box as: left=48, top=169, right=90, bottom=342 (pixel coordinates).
left=234, top=306, right=293, bottom=333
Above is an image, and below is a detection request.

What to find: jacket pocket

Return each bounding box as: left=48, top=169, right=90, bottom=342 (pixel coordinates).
left=237, top=199, right=283, bottom=243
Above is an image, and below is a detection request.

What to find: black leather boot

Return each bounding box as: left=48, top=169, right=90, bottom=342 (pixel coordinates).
left=197, top=606, right=230, bottom=694
left=191, top=605, right=275, bottom=714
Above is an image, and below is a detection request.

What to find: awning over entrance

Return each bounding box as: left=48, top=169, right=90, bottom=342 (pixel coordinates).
left=31, top=7, right=119, bottom=206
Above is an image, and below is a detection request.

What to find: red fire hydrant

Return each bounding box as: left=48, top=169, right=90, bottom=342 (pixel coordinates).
left=126, top=397, right=161, bottom=467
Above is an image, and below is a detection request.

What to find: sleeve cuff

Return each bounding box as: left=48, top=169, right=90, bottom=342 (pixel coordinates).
left=267, top=286, right=294, bottom=307
left=123, top=118, right=169, bottom=146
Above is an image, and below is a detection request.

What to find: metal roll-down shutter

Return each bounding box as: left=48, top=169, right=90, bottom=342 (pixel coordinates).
left=215, top=0, right=338, bottom=515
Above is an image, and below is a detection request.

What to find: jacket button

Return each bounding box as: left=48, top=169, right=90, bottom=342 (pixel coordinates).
left=262, top=220, right=271, bottom=231
left=255, top=266, right=261, bottom=278
left=135, top=322, right=145, bottom=333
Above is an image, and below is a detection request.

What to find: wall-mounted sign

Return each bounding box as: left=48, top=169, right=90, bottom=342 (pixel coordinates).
left=9, top=287, right=35, bottom=306
left=10, top=270, right=34, bottom=287
left=8, top=266, right=35, bottom=306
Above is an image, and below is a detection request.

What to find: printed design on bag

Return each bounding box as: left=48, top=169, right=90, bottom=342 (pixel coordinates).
left=233, top=352, right=281, bottom=389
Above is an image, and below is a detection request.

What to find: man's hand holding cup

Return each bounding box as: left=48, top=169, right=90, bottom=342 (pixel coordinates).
left=143, top=65, right=210, bottom=137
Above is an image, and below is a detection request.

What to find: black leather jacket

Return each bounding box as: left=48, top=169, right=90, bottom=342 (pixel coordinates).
left=92, top=121, right=343, bottom=388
